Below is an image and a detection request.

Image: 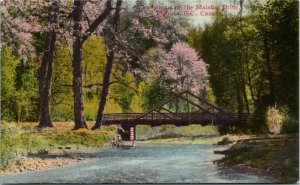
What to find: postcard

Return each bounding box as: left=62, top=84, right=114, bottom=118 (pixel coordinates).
left=0, top=0, right=299, bottom=183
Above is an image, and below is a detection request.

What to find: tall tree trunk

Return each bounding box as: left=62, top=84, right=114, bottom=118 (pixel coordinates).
left=92, top=0, right=122, bottom=130
left=38, top=31, right=56, bottom=127
left=38, top=2, right=58, bottom=128
left=72, top=1, right=87, bottom=129
left=241, top=82, right=250, bottom=114
left=235, top=78, right=244, bottom=115
left=92, top=50, right=114, bottom=130
left=245, top=60, right=257, bottom=107
left=238, top=15, right=250, bottom=114
left=263, top=38, right=276, bottom=106
left=240, top=65, right=250, bottom=114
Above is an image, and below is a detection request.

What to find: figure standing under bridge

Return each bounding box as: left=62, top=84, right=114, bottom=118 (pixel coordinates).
left=111, top=125, right=124, bottom=148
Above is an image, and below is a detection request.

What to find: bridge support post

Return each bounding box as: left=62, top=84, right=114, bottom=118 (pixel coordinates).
left=119, top=124, right=136, bottom=147
left=130, top=127, right=135, bottom=147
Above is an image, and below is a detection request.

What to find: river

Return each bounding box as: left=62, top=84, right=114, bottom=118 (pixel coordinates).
left=0, top=142, right=272, bottom=183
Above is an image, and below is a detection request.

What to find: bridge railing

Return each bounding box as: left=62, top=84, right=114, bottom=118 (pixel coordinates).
left=103, top=112, right=251, bottom=122
left=103, top=113, right=142, bottom=121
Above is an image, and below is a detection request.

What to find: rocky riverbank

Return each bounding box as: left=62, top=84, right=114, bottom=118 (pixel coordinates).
left=1, top=148, right=101, bottom=174
left=214, top=134, right=299, bottom=183
left=1, top=122, right=116, bottom=174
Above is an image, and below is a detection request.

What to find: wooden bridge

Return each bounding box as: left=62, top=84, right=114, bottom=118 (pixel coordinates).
left=103, top=91, right=250, bottom=141
left=103, top=91, right=251, bottom=142
left=103, top=90, right=250, bottom=127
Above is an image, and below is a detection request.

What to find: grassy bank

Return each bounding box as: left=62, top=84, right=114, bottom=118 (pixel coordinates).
left=143, top=134, right=258, bottom=145
left=0, top=122, right=116, bottom=172
left=136, top=124, right=259, bottom=145
left=215, top=134, right=299, bottom=183
left=136, top=124, right=219, bottom=140
left=144, top=136, right=222, bottom=144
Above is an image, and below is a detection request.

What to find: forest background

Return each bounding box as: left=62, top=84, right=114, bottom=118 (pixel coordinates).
left=1, top=0, right=298, bottom=134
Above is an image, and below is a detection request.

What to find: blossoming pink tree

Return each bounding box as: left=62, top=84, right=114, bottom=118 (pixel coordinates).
left=2, top=0, right=112, bottom=129
left=161, top=42, right=209, bottom=95
left=141, top=42, right=209, bottom=96
left=1, top=0, right=70, bottom=127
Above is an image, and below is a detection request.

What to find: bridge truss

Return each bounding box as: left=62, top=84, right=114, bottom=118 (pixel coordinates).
left=103, top=90, right=249, bottom=127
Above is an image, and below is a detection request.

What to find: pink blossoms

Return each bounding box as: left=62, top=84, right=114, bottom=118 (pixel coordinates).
left=161, top=42, right=209, bottom=94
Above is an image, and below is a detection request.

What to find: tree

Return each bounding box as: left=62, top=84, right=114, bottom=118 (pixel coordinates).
left=160, top=42, right=209, bottom=95
left=250, top=0, right=299, bottom=118
left=71, top=0, right=113, bottom=129
left=140, top=42, right=209, bottom=96
left=92, top=0, right=123, bottom=130
left=50, top=37, right=107, bottom=122
left=38, top=1, right=59, bottom=127
left=197, top=1, right=298, bottom=133
left=1, top=0, right=63, bottom=126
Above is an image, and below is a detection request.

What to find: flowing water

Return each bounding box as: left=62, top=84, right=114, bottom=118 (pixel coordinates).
left=0, top=142, right=272, bottom=183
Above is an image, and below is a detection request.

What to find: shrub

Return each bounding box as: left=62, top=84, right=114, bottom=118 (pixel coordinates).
left=266, top=106, right=284, bottom=134
left=86, top=113, right=96, bottom=121
left=217, top=136, right=233, bottom=145
left=282, top=116, right=299, bottom=134
left=0, top=122, right=22, bottom=170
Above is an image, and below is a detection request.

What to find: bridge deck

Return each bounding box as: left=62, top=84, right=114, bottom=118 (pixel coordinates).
left=102, top=113, right=250, bottom=126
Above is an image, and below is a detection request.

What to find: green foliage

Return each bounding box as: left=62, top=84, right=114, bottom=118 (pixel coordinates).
left=15, top=63, right=39, bottom=122
left=204, top=86, right=216, bottom=105
left=200, top=14, right=242, bottom=112
left=195, top=0, right=299, bottom=134
left=1, top=47, right=39, bottom=122
left=110, top=72, right=137, bottom=112
left=136, top=124, right=219, bottom=140
left=50, top=37, right=139, bottom=119
left=51, top=46, right=73, bottom=121
left=249, top=0, right=299, bottom=118
left=188, top=27, right=202, bottom=53
left=103, top=98, right=123, bottom=113
left=86, top=112, right=96, bottom=121
left=1, top=48, right=19, bottom=121
left=82, top=36, right=106, bottom=88
left=0, top=123, right=115, bottom=171
left=51, top=131, right=111, bottom=147
left=51, top=37, right=111, bottom=120
left=282, top=116, right=299, bottom=134
left=216, top=136, right=233, bottom=145
left=0, top=122, right=22, bottom=170
left=130, top=82, right=146, bottom=113
left=1, top=1, right=297, bottom=137
left=142, top=79, right=169, bottom=109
